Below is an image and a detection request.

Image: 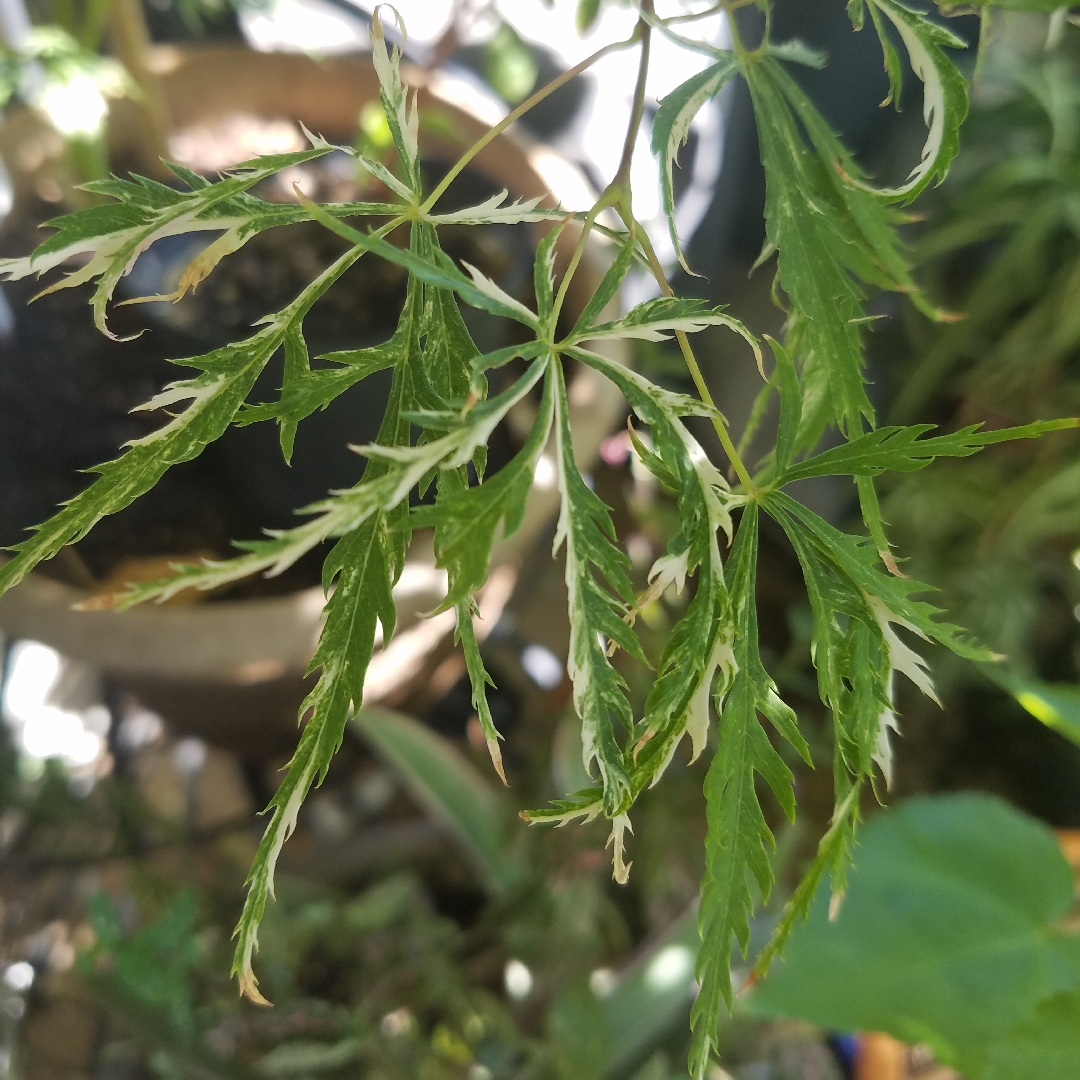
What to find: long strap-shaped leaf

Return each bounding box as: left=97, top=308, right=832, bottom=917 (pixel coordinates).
left=552, top=356, right=647, bottom=818
left=690, top=504, right=808, bottom=1080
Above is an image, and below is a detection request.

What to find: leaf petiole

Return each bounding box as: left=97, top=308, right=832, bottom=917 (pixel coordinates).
left=418, top=30, right=641, bottom=217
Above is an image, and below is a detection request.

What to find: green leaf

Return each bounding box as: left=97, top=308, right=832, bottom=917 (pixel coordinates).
left=749, top=793, right=1077, bottom=1075
left=649, top=54, right=740, bottom=273
left=690, top=504, right=806, bottom=1080
left=569, top=229, right=636, bottom=339
left=565, top=340, right=770, bottom=823
left=984, top=990, right=1080, bottom=1080
left=369, top=8, right=421, bottom=193
left=769, top=335, right=801, bottom=477
left=765, top=490, right=993, bottom=663
left=552, top=357, right=647, bottom=818
left=298, top=197, right=541, bottom=329
left=352, top=707, right=508, bottom=888
left=563, top=347, right=740, bottom=787
left=753, top=785, right=861, bottom=981
left=0, top=151, right=394, bottom=335
left=416, top=365, right=556, bottom=610
left=743, top=57, right=882, bottom=438
left=532, top=221, right=564, bottom=330
left=0, top=244, right=367, bottom=598
left=761, top=485, right=990, bottom=893
left=863, top=0, right=969, bottom=201
left=866, top=0, right=905, bottom=108
left=129, top=362, right=553, bottom=610
left=774, top=512, right=895, bottom=787
left=456, top=610, right=505, bottom=783
left=230, top=311, right=418, bottom=1002
left=231, top=217, right=515, bottom=1002
left=569, top=297, right=760, bottom=361
left=277, top=323, right=309, bottom=463
left=855, top=473, right=895, bottom=569
left=776, top=418, right=1079, bottom=484
left=236, top=339, right=399, bottom=440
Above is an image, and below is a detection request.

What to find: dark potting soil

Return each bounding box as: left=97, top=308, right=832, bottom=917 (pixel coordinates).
left=0, top=158, right=533, bottom=596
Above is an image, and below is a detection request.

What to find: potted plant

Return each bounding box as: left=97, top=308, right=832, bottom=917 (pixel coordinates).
left=1, top=4, right=1077, bottom=1076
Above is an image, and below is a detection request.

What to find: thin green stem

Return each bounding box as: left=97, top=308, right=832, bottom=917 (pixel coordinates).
left=663, top=0, right=758, bottom=26
left=613, top=0, right=653, bottom=191
left=722, top=0, right=750, bottom=57
left=633, top=223, right=758, bottom=494
left=551, top=206, right=601, bottom=330
left=552, top=5, right=651, bottom=330
left=419, top=32, right=638, bottom=216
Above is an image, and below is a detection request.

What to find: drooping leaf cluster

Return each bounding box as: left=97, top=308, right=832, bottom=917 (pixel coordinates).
left=1, top=4, right=1077, bottom=1077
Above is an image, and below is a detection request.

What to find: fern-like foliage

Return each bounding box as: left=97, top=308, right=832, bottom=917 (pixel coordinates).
left=1, top=4, right=1077, bottom=1075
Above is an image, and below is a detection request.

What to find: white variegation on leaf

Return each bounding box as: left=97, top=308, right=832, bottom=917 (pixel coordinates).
left=566, top=345, right=725, bottom=423
left=572, top=299, right=762, bottom=363
left=358, top=357, right=547, bottom=499
left=561, top=343, right=746, bottom=795
left=0, top=241, right=370, bottom=600
left=650, top=53, right=741, bottom=273
left=0, top=149, right=341, bottom=334
left=607, top=813, right=634, bottom=884
left=427, top=191, right=549, bottom=226
left=460, top=261, right=539, bottom=328
left=356, top=153, right=417, bottom=203
left=523, top=796, right=604, bottom=828
left=865, top=593, right=940, bottom=789
left=686, top=629, right=736, bottom=764
left=102, top=477, right=395, bottom=608
left=866, top=593, right=939, bottom=705
left=124, top=375, right=228, bottom=447
left=873, top=688, right=901, bottom=790
left=114, top=359, right=549, bottom=607
left=861, top=0, right=968, bottom=201
left=120, top=223, right=254, bottom=306
left=234, top=754, right=317, bottom=1005
left=370, top=5, right=420, bottom=184
left=648, top=548, right=690, bottom=597
left=551, top=357, right=644, bottom=815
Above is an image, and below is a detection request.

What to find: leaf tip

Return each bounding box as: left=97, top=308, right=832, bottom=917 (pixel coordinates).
left=73, top=592, right=119, bottom=612
left=828, top=888, right=846, bottom=922
left=879, top=549, right=907, bottom=578
left=238, top=969, right=273, bottom=1006
left=487, top=736, right=509, bottom=786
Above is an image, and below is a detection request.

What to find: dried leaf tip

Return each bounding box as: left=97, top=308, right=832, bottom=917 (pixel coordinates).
left=237, top=968, right=272, bottom=1007
left=879, top=549, right=908, bottom=578
left=487, top=736, right=509, bottom=786
left=606, top=813, right=633, bottom=884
